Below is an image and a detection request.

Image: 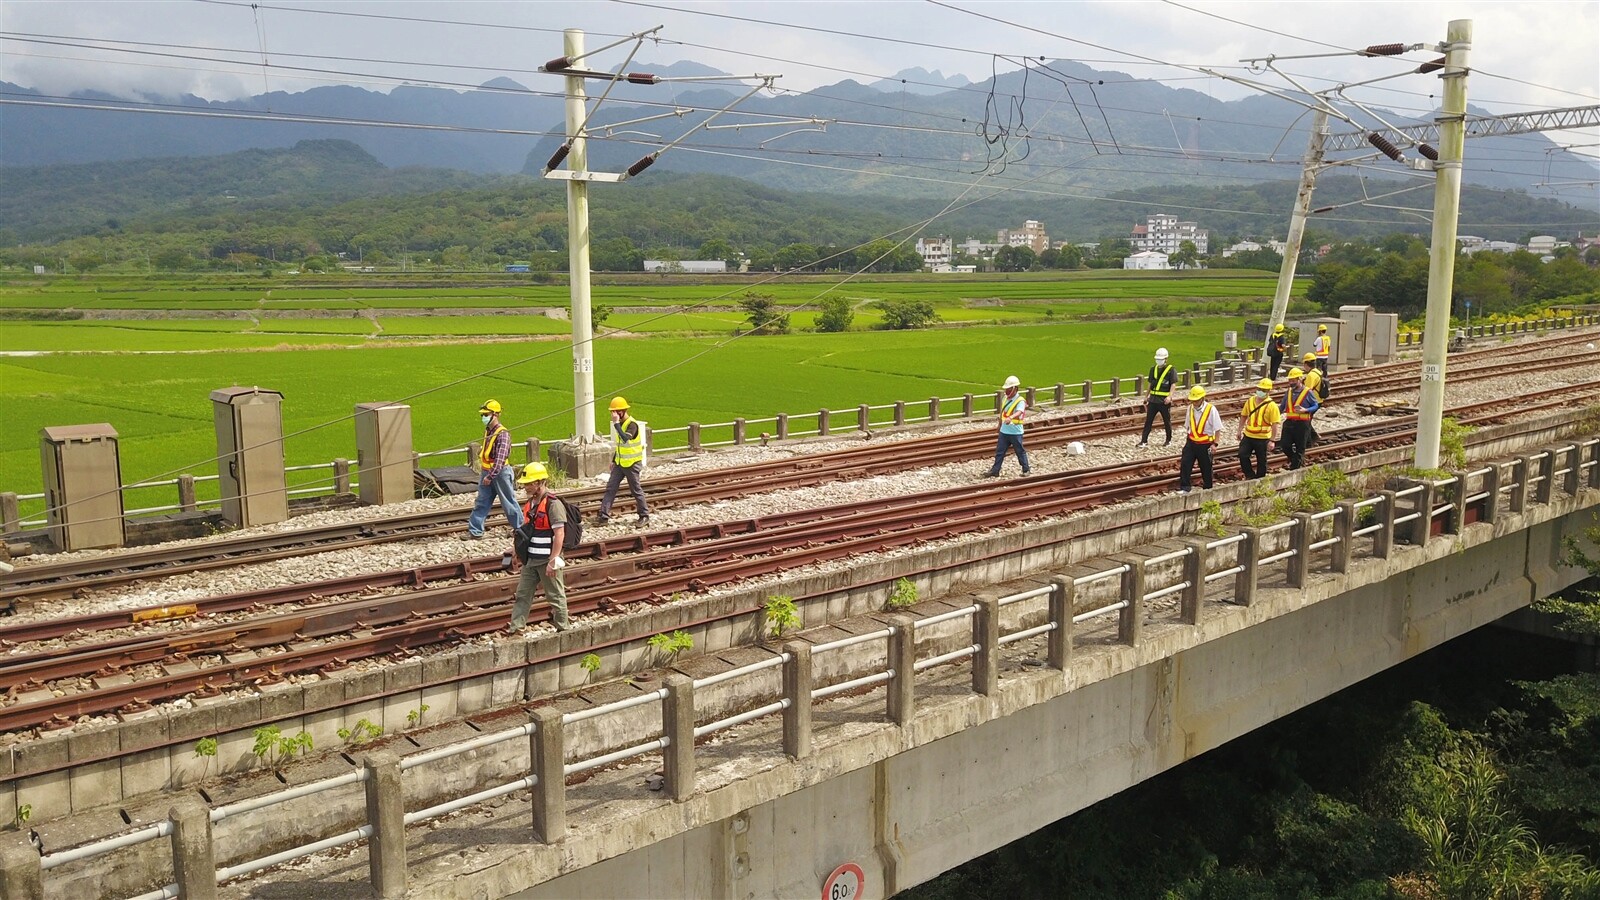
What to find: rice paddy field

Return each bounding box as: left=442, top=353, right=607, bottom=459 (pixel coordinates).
left=0, top=272, right=1303, bottom=509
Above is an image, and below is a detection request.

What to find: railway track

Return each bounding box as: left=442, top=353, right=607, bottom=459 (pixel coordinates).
left=0, top=377, right=1593, bottom=735
left=5, top=331, right=1597, bottom=606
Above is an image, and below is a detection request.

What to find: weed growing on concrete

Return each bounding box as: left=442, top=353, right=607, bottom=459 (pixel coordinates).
left=887, top=578, right=918, bottom=609
left=10, top=804, right=31, bottom=830
left=253, top=726, right=313, bottom=771
left=405, top=704, right=431, bottom=728
left=1292, top=466, right=1356, bottom=513
left=649, top=630, right=693, bottom=656
left=580, top=653, right=602, bottom=676
left=338, top=719, right=384, bottom=748
left=765, top=595, right=800, bottom=639
left=1439, top=417, right=1474, bottom=470
left=193, top=737, right=218, bottom=779
left=1198, top=499, right=1226, bottom=537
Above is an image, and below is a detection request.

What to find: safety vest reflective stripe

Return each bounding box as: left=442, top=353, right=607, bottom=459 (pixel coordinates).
left=1315, top=335, right=1330, bottom=358
left=614, top=415, right=645, bottom=467
left=1187, top=403, right=1216, bottom=444
left=1242, top=398, right=1277, bottom=438
left=1285, top=386, right=1315, bottom=420
left=520, top=497, right=555, bottom=557
left=1150, top=364, right=1174, bottom=397
left=480, top=424, right=508, bottom=469
left=1001, top=395, right=1025, bottom=423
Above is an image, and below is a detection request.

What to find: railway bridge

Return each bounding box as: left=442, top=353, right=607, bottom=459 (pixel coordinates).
left=4, top=405, right=1598, bottom=900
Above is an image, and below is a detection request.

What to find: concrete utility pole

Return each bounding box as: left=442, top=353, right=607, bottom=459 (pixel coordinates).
left=1413, top=19, right=1472, bottom=472
left=1263, top=106, right=1328, bottom=351
left=563, top=28, right=599, bottom=447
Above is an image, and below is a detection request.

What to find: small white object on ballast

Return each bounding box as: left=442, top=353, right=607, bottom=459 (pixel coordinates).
left=1066, top=442, right=1086, bottom=455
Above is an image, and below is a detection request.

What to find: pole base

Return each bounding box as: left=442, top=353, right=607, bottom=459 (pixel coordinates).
left=549, top=438, right=614, bottom=481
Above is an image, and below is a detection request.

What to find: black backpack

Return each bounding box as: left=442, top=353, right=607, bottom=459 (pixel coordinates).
left=513, top=494, right=584, bottom=562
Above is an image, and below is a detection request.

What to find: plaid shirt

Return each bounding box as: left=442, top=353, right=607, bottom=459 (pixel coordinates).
left=484, top=421, right=512, bottom=476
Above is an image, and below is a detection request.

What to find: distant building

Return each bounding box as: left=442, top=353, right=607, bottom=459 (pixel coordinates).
left=957, top=237, right=1000, bottom=258
left=644, top=259, right=728, bottom=274
left=1527, top=235, right=1558, bottom=254
left=997, top=220, right=1049, bottom=254
left=505, top=264, right=531, bottom=273
left=1124, top=250, right=1171, bottom=270
left=1132, top=213, right=1208, bottom=255
left=916, top=236, right=952, bottom=270
left=32, top=265, right=46, bottom=275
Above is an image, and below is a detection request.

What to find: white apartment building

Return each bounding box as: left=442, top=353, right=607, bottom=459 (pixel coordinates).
left=1124, top=250, right=1171, bottom=270
left=997, top=220, right=1050, bottom=254
left=1131, top=213, right=1208, bottom=255
left=915, top=236, right=953, bottom=270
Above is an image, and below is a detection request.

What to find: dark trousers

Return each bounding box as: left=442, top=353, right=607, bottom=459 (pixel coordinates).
left=1240, top=436, right=1271, bottom=479
left=1140, top=399, right=1172, bottom=444
left=989, top=432, right=1030, bottom=475
left=1283, top=419, right=1312, bottom=469
left=1179, top=441, right=1214, bottom=491
left=1268, top=351, right=1284, bottom=381
left=599, top=463, right=648, bottom=519
left=1316, top=359, right=1330, bottom=397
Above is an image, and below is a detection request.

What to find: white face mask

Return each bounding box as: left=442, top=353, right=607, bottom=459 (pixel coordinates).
left=481, top=414, right=493, bottom=426
left=1255, top=390, right=1268, bottom=399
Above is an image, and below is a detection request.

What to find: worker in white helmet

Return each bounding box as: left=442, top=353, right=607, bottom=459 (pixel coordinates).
left=1138, top=347, right=1176, bottom=447
left=984, top=375, right=1031, bottom=477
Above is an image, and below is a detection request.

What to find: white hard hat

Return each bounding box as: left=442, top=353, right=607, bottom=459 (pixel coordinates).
left=1002, top=375, right=1020, bottom=389
left=1155, top=347, right=1169, bottom=360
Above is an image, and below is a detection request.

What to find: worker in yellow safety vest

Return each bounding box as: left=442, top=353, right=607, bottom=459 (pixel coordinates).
left=1238, top=378, right=1282, bottom=480
left=468, top=399, right=524, bottom=538
left=1139, top=347, right=1177, bottom=447
left=597, top=397, right=650, bottom=527
left=1281, top=369, right=1321, bottom=470
left=1179, top=385, right=1221, bottom=493
left=985, top=375, right=1031, bottom=477
left=1267, top=324, right=1290, bottom=381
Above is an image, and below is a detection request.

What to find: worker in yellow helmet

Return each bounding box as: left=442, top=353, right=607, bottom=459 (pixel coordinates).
left=1238, top=377, right=1282, bottom=480
left=597, top=397, right=650, bottom=527
left=1301, top=352, right=1326, bottom=401
left=1268, top=323, right=1289, bottom=380
left=1281, top=368, right=1321, bottom=469
left=468, top=399, right=523, bottom=539
left=1179, top=385, right=1221, bottom=493
left=509, top=462, right=568, bottom=631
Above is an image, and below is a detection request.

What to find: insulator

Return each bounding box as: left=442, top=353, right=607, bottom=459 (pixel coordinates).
left=545, top=143, right=571, bottom=171
left=544, top=57, right=571, bottom=72
left=626, top=154, right=658, bottom=177
left=1417, top=57, right=1446, bottom=74
left=626, top=72, right=659, bottom=85
left=1418, top=144, right=1440, bottom=161
left=1361, top=43, right=1408, bottom=56
left=1368, top=132, right=1404, bottom=161
left=1312, top=206, right=1335, bottom=214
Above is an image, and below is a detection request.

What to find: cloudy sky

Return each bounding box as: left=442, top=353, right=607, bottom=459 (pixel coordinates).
left=2, top=0, right=1596, bottom=122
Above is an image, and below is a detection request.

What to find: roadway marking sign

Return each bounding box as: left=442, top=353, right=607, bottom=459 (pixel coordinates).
left=822, top=862, right=866, bottom=900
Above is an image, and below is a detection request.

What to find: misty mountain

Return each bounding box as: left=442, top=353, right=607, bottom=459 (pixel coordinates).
left=867, top=68, right=973, bottom=94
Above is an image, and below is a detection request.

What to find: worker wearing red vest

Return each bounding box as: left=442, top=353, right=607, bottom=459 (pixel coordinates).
left=1281, top=369, right=1321, bottom=470
left=510, top=462, right=569, bottom=632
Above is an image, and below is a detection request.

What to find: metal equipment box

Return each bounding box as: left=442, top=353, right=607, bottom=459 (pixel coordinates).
left=39, top=424, right=125, bottom=551
left=1339, top=305, right=1376, bottom=368
left=210, top=386, right=287, bottom=527
left=354, top=402, right=415, bottom=506
left=1369, top=313, right=1400, bottom=362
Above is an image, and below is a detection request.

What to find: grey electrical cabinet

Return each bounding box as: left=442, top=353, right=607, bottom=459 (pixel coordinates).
left=354, top=402, right=415, bottom=506
left=1339, top=305, right=1376, bottom=368
left=39, top=424, right=125, bottom=551
left=210, top=387, right=287, bottom=527
left=1369, top=313, right=1400, bottom=362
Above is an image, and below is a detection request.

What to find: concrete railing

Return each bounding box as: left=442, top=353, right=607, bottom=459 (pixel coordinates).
left=11, top=435, right=1597, bottom=899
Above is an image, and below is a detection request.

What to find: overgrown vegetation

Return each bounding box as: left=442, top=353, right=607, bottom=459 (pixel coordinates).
left=887, top=577, right=918, bottom=609
left=252, top=725, right=313, bottom=771
left=1198, top=499, right=1226, bottom=538
left=338, top=718, right=384, bottom=748
left=765, top=595, right=800, bottom=639
left=580, top=652, right=602, bottom=676
left=648, top=630, right=694, bottom=656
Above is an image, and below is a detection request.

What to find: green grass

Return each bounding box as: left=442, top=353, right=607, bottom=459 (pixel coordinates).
left=1, top=315, right=1240, bottom=501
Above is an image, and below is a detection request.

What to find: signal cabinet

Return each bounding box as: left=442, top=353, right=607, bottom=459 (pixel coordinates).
left=354, top=402, right=415, bottom=506
left=210, top=386, right=288, bottom=527
left=39, top=424, right=125, bottom=551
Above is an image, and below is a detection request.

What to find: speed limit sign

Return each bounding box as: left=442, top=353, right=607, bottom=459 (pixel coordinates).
left=821, top=862, right=866, bottom=900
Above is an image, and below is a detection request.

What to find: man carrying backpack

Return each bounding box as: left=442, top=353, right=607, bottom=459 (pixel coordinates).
left=509, top=462, right=569, bottom=632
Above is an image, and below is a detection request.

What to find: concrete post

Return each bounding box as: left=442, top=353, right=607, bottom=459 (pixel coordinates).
left=525, top=437, right=541, bottom=464
left=775, top=413, right=789, bottom=440
left=1111, top=378, right=1122, bottom=401
left=962, top=394, right=974, bottom=418
left=1177, top=370, right=1190, bottom=390
left=886, top=615, right=916, bottom=725
left=1235, top=528, right=1260, bottom=606
left=1509, top=456, right=1530, bottom=513
left=781, top=642, right=812, bottom=760
left=176, top=475, right=197, bottom=512
left=973, top=597, right=999, bottom=696
left=662, top=674, right=695, bottom=801
left=1025, top=387, right=1037, bottom=409
left=1397, top=479, right=1433, bottom=547
left=1534, top=449, right=1555, bottom=505
left=363, top=751, right=407, bottom=898
left=0, top=836, right=42, bottom=900
left=1332, top=501, right=1356, bottom=574
left=1563, top=445, right=1582, bottom=496
left=530, top=706, right=566, bottom=843
left=857, top=404, right=871, bottom=432
left=893, top=402, right=906, bottom=427
left=169, top=798, right=217, bottom=900
left=1081, top=381, right=1093, bottom=403
left=1048, top=576, right=1074, bottom=669
left=469, top=440, right=482, bottom=469
left=993, top=390, right=1005, bottom=413
left=1205, top=367, right=1214, bottom=386
left=1288, top=514, right=1312, bottom=588
left=1053, top=383, right=1065, bottom=406
left=1446, top=472, right=1468, bottom=535
left=1373, top=490, right=1397, bottom=558
left=1132, top=375, right=1144, bottom=396
left=1588, top=441, right=1600, bottom=490
left=0, top=492, right=18, bottom=533
left=818, top=409, right=831, bottom=436
left=687, top=422, right=702, bottom=451
left=928, top=398, right=940, bottom=422
left=333, top=458, right=352, bottom=496
left=1113, top=555, right=1144, bottom=645
left=733, top=418, right=746, bottom=446
left=1481, top=463, right=1501, bottom=525
left=1179, top=539, right=1208, bottom=626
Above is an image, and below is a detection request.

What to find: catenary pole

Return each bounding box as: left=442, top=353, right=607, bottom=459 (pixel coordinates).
left=1263, top=106, right=1329, bottom=352
left=563, top=28, right=598, bottom=442
left=1413, top=19, right=1471, bottom=471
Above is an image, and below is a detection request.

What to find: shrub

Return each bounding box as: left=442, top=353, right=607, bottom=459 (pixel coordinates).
left=878, top=299, right=939, bottom=330
left=765, top=595, right=800, bottom=638
left=816, top=297, right=854, bottom=333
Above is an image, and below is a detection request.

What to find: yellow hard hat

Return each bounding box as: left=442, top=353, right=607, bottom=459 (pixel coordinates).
left=1288, top=367, right=1304, bottom=379
left=480, top=399, right=502, bottom=414
left=1303, top=352, right=1316, bottom=362
left=1317, top=324, right=1328, bottom=332
left=1188, top=385, right=1206, bottom=401
left=1274, top=324, right=1285, bottom=334
left=1257, top=378, right=1274, bottom=390
left=517, top=462, right=549, bottom=484
left=609, top=397, right=630, bottom=412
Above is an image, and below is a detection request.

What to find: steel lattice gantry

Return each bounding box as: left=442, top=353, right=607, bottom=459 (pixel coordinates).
left=1324, top=104, right=1600, bottom=152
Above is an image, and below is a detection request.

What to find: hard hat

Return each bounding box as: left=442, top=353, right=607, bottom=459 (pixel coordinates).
left=1274, top=324, right=1286, bottom=334
left=1318, top=324, right=1328, bottom=332
left=1288, top=367, right=1304, bottom=379
left=1303, top=352, right=1316, bottom=362
left=517, top=462, right=549, bottom=484
left=1257, top=378, right=1274, bottom=390
left=1188, top=385, right=1206, bottom=401
left=1155, top=347, right=1169, bottom=361
left=1002, top=375, right=1020, bottom=389
left=480, top=399, right=502, bottom=414
left=609, top=397, right=630, bottom=411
